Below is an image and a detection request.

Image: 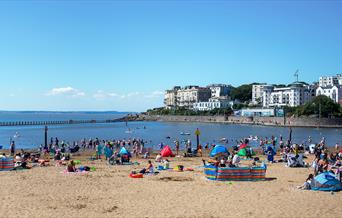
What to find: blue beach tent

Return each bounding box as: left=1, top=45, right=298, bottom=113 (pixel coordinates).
left=311, top=172, right=342, bottom=192
left=119, top=147, right=131, bottom=157
left=210, top=145, right=229, bottom=158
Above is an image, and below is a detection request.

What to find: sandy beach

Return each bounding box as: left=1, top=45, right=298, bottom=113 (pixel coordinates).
left=1, top=152, right=341, bottom=218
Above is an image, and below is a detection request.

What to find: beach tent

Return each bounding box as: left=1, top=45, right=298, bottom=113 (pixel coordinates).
left=239, top=143, right=248, bottom=149
left=237, top=147, right=255, bottom=157
left=119, top=147, right=131, bottom=157
left=160, top=145, right=174, bottom=157
left=311, top=172, right=342, bottom=191
left=210, top=145, right=229, bottom=158
left=0, top=157, right=14, bottom=171
left=286, top=154, right=305, bottom=167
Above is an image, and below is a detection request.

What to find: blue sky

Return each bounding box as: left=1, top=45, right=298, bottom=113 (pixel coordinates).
left=0, top=1, right=341, bottom=112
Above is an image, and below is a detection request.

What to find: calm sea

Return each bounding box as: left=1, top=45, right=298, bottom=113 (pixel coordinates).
left=0, top=112, right=341, bottom=149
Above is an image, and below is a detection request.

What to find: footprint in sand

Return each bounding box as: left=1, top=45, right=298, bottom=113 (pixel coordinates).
left=103, top=206, right=118, bottom=213
left=158, top=176, right=194, bottom=182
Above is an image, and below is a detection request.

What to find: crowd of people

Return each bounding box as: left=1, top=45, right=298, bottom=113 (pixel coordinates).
left=2, top=133, right=342, bottom=191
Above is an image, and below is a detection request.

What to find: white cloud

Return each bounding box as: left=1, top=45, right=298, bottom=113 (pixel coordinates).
left=93, top=90, right=142, bottom=100
left=144, top=90, right=164, bottom=98
left=108, top=93, right=119, bottom=97
left=127, top=92, right=140, bottom=97
left=46, top=87, right=85, bottom=97
left=93, top=90, right=120, bottom=100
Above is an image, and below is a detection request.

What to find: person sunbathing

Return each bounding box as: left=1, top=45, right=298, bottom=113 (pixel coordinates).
left=139, top=160, right=154, bottom=174
left=297, top=174, right=314, bottom=190
left=67, top=160, right=77, bottom=172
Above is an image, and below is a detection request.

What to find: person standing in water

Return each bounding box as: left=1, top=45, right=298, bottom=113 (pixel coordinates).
left=175, top=140, right=180, bottom=155
left=159, top=142, right=164, bottom=150
left=10, top=141, right=15, bottom=156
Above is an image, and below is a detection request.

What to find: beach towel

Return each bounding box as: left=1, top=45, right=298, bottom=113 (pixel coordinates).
left=157, top=165, right=169, bottom=170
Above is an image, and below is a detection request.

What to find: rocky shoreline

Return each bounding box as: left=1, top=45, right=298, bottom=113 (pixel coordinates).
left=133, top=114, right=342, bottom=128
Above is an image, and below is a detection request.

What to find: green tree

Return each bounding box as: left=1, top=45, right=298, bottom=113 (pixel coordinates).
left=294, top=95, right=341, bottom=117
left=230, top=84, right=253, bottom=102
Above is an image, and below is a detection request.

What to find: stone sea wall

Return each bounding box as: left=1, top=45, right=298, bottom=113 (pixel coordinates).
left=139, top=115, right=342, bottom=128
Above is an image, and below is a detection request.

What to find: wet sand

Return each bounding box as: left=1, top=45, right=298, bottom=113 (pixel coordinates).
left=0, top=152, right=341, bottom=218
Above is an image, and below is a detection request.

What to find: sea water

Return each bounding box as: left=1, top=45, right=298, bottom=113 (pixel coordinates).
left=0, top=112, right=341, bottom=149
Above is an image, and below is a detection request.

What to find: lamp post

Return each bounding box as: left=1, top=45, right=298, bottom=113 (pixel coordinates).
left=44, top=126, right=48, bottom=148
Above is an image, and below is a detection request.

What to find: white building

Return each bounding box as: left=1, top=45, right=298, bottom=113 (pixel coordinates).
left=263, top=83, right=316, bottom=108
left=319, top=74, right=342, bottom=87
left=207, top=84, right=232, bottom=99
left=252, top=84, right=267, bottom=105
left=316, top=85, right=342, bottom=105
left=164, top=86, right=181, bottom=109
left=262, top=85, right=275, bottom=108
left=193, top=98, right=233, bottom=111
left=176, top=86, right=211, bottom=109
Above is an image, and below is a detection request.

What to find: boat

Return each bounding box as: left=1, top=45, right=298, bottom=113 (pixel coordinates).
left=219, top=138, right=228, bottom=143
left=180, top=132, right=190, bottom=136
left=125, top=129, right=133, bottom=134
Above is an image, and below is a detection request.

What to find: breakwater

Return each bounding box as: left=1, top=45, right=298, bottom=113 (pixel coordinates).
left=140, top=115, right=342, bottom=128
left=0, top=116, right=134, bottom=127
